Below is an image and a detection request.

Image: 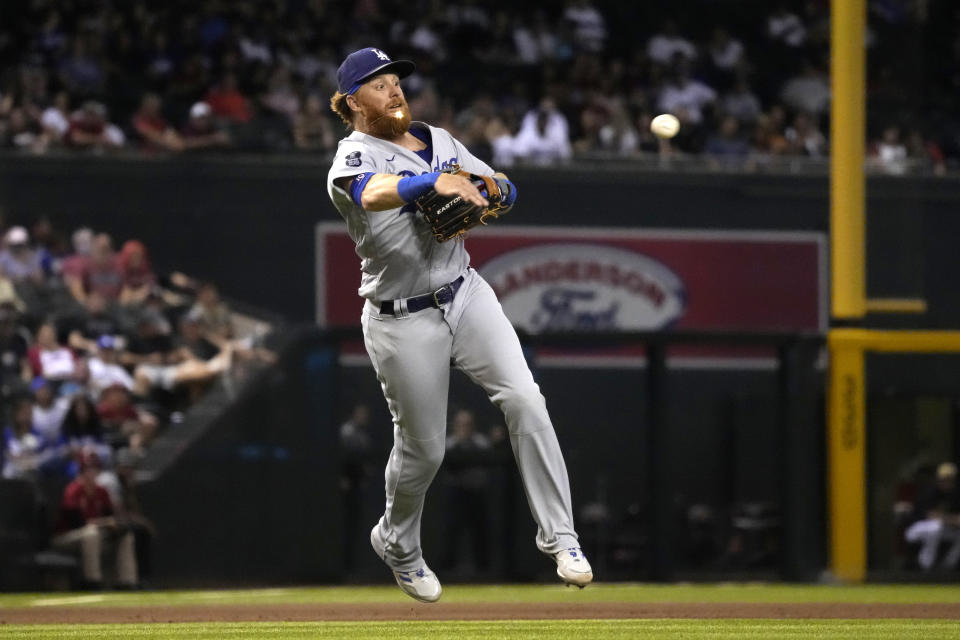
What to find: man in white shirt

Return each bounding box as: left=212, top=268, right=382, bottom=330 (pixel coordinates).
left=658, top=68, right=717, bottom=126
left=87, top=335, right=135, bottom=398
left=647, top=20, right=697, bottom=65
left=513, top=98, right=572, bottom=165
left=31, top=377, right=69, bottom=443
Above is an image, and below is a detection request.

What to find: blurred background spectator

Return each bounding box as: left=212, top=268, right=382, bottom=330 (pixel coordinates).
left=903, top=462, right=960, bottom=572
left=441, top=408, right=493, bottom=577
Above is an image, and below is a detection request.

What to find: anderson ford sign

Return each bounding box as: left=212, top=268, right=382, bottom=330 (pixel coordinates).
left=481, top=244, right=686, bottom=332
left=315, top=225, right=825, bottom=334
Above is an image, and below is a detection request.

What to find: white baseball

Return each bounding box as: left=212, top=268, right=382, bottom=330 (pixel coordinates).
left=650, top=113, right=680, bottom=139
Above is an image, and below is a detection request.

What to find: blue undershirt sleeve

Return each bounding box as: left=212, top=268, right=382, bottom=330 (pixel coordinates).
left=349, top=172, right=376, bottom=206
left=397, top=172, right=441, bottom=203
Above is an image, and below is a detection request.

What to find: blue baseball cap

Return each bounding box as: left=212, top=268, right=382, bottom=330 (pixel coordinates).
left=337, top=48, right=415, bottom=95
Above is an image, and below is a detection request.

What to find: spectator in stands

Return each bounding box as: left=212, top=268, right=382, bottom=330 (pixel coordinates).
left=705, top=116, right=750, bottom=158
left=904, top=462, right=960, bottom=571
left=1, top=108, right=41, bottom=151
left=513, top=98, right=572, bottom=165
left=628, top=111, right=668, bottom=155
left=784, top=112, right=826, bottom=157
left=204, top=73, right=252, bottom=124
left=657, top=62, right=717, bottom=128
left=96, top=384, right=158, bottom=454
left=133, top=318, right=232, bottom=402
left=65, top=291, right=125, bottom=355
left=180, top=102, right=231, bottom=151
left=131, top=93, right=184, bottom=153
left=707, top=28, right=745, bottom=78
left=27, top=322, right=77, bottom=386
left=598, top=104, right=643, bottom=156
left=30, top=377, right=69, bottom=444
left=647, top=20, right=697, bottom=66
left=905, top=129, right=946, bottom=176
left=60, top=227, right=93, bottom=287
left=261, top=66, right=301, bottom=123
left=563, top=0, right=608, bottom=53
left=97, top=447, right=155, bottom=582
left=67, top=233, right=124, bottom=305
left=871, top=125, right=909, bottom=175
left=751, top=106, right=790, bottom=157
left=779, top=62, right=830, bottom=117
left=721, top=77, right=762, bottom=125
left=65, top=101, right=124, bottom=151
left=0, top=226, right=44, bottom=285
left=117, top=240, right=156, bottom=308
left=484, top=116, right=518, bottom=167
left=58, top=38, right=105, bottom=98
left=0, top=262, right=30, bottom=317
left=767, top=3, right=807, bottom=48
left=125, top=310, right=174, bottom=369
left=40, top=91, right=71, bottom=148
left=51, top=451, right=138, bottom=590
left=87, top=335, right=135, bottom=399
left=186, top=281, right=234, bottom=341
left=0, top=305, right=31, bottom=394
left=1, top=396, right=47, bottom=481
left=30, top=218, right=66, bottom=278
left=293, top=94, right=336, bottom=151
left=176, top=315, right=220, bottom=361
left=60, top=394, right=112, bottom=475
left=572, top=97, right=609, bottom=154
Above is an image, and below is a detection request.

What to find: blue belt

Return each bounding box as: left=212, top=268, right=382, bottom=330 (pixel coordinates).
left=379, top=275, right=465, bottom=316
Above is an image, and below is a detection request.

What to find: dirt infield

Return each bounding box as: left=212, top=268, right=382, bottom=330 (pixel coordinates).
left=3, top=602, right=960, bottom=624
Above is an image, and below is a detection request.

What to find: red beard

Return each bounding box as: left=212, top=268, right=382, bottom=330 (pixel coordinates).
left=364, top=101, right=412, bottom=139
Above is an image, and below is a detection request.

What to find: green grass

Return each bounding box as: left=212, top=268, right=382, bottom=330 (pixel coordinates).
left=1, top=620, right=959, bottom=640
left=2, top=582, right=960, bottom=608
left=2, top=584, right=959, bottom=639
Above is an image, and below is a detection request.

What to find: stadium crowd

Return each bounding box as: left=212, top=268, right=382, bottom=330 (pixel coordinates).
left=0, top=219, right=270, bottom=588
left=0, top=0, right=954, bottom=173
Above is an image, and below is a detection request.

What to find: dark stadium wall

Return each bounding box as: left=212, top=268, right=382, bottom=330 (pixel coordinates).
left=137, top=330, right=343, bottom=587
left=1, top=156, right=955, bottom=581
left=0, top=155, right=954, bottom=328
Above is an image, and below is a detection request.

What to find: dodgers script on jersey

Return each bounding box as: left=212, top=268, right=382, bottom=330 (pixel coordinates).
left=326, top=122, right=494, bottom=301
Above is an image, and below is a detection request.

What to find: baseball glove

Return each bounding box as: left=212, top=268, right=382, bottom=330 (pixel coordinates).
left=416, top=167, right=511, bottom=242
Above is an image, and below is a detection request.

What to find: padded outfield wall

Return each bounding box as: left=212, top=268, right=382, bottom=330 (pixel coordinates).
left=1, top=154, right=957, bottom=583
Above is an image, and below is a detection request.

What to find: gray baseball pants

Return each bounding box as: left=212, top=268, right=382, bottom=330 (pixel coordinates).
left=362, top=268, right=579, bottom=572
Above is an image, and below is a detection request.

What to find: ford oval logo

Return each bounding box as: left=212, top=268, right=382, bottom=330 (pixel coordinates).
left=479, top=244, right=686, bottom=332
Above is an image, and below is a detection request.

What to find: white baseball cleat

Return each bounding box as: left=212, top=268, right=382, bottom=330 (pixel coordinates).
left=554, top=547, right=593, bottom=588
left=392, top=567, right=442, bottom=603
left=370, top=524, right=442, bottom=603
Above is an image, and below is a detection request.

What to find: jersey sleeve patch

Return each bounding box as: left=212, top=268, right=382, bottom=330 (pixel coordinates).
left=345, top=151, right=362, bottom=167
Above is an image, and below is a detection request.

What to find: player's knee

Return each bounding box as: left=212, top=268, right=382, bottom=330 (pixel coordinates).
left=397, top=435, right=446, bottom=491
left=419, top=440, right=445, bottom=471
left=497, top=387, right=550, bottom=435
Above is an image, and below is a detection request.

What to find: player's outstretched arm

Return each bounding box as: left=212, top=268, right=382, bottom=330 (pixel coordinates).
left=338, top=172, right=489, bottom=212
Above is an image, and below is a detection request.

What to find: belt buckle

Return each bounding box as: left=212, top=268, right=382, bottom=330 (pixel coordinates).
left=432, top=283, right=453, bottom=307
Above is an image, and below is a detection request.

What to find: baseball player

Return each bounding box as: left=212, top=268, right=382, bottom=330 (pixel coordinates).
left=326, top=47, right=592, bottom=603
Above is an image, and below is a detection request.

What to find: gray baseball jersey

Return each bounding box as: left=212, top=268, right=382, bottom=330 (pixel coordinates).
left=326, top=122, right=581, bottom=576
left=327, top=122, right=493, bottom=301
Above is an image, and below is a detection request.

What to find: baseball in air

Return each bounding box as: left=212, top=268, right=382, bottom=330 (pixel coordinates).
left=650, top=113, right=680, bottom=139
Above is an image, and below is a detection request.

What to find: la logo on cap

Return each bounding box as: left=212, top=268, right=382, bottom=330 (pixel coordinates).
left=372, top=48, right=390, bottom=61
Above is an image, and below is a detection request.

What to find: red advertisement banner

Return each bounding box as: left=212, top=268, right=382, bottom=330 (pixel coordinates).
left=316, top=224, right=825, bottom=334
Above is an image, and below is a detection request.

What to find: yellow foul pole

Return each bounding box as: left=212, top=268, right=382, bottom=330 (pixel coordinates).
left=830, top=0, right=866, bottom=319
left=828, top=0, right=867, bottom=581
